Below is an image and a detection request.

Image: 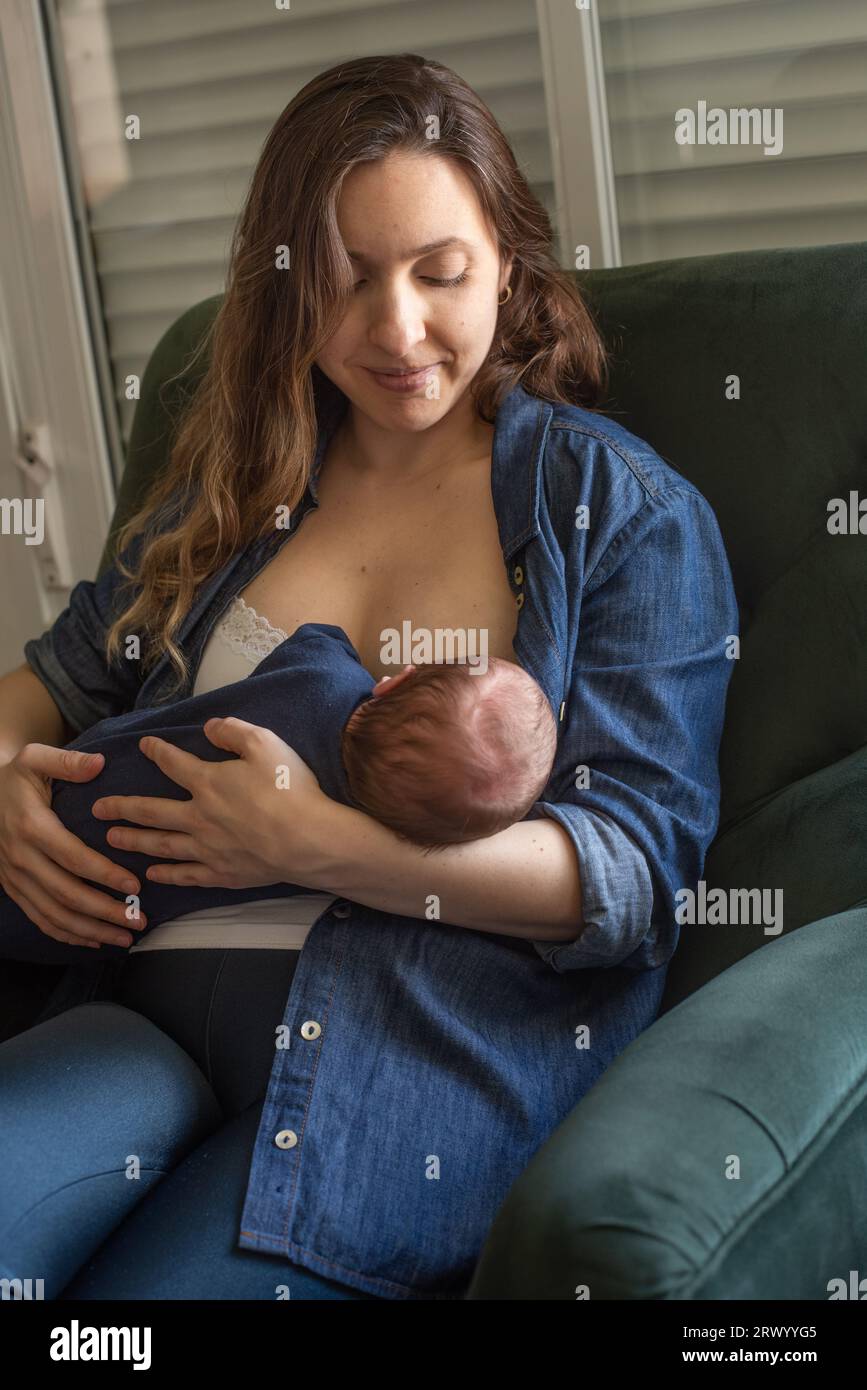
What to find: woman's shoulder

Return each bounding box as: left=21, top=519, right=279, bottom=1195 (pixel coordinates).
left=542, top=397, right=701, bottom=507
left=528, top=394, right=727, bottom=590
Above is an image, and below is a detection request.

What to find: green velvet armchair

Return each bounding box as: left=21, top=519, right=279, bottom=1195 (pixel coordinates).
left=467, top=241, right=867, bottom=1299
left=13, top=240, right=867, bottom=1299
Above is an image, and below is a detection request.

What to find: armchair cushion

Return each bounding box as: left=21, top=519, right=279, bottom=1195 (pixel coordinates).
left=466, top=906, right=867, bottom=1300
left=662, top=743, right=867, bottom=1010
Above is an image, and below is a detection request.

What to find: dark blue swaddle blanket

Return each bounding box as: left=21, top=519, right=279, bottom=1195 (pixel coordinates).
left=0, top=623, right=374, bottom=963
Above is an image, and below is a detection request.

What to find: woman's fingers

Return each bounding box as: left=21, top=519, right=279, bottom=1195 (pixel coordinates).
left=33, top=813, right=144, bottom=899
left=15, top=743, right=143, bottom=896
left=0, top=749, right=141, bottom=949
left=12, top=889, right=100, bottom=949
left=6, top=810, right=148, bottom=940
left=104, top=826, right=197, bottom=861
left=27, top=847, right=147, bottom=932
left=18, top=741, right=105, bottom=784
left=91, top=793, right=194, bottom=833
left=8, top=870, right=134, bottom=948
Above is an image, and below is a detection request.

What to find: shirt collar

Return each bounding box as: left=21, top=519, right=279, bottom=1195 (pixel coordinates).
left=309, top=369, right=552, bottom=559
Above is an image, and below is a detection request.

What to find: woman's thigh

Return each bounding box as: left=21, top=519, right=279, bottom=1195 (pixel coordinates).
left=58, top=1103, right=379, bottom=1301
left=0, top=1001, right=222, bottom=1299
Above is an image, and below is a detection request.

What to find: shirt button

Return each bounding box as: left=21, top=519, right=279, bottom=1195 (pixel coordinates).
left=516, top=593, right=525, bottom=610
left=300, top=1020, right=321, bottom=1040
left=274, top=1129, right=298, bottom=1149
left=513, top=564, right=523, bottom=585
left=332, top=902, right=351, bottom=918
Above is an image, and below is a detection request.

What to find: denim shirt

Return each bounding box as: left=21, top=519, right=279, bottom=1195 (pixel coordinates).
left=23, top=380, right=739, bottom=1298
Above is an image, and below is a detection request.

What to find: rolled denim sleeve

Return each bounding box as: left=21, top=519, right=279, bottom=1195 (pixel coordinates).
left=530, top=485, right=739, bottom=972
left=23, top=530, right=148, bottom=739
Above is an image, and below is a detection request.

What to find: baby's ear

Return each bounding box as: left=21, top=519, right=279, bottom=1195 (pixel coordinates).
left=372, top=664, right=416, bottom=699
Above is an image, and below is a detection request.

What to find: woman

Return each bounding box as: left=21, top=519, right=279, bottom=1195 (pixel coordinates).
left=0, top=54, right=738, bottom=1300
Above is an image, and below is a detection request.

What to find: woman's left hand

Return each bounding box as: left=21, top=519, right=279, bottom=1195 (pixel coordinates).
left=90, top=717, right=332, bottom=890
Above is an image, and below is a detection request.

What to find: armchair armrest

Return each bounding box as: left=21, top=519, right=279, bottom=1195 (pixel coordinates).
left=466, top=906, right=867, bottom=1299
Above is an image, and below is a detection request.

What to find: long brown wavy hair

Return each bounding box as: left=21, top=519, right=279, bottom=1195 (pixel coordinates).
left=105, top=52, right=609, bottom=699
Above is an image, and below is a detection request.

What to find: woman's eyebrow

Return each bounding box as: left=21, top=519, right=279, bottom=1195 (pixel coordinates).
left=346, top=237, right=477, bottom=265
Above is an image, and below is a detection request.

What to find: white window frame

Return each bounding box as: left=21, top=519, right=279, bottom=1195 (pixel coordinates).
left=536, top=0, right=622, bottom=270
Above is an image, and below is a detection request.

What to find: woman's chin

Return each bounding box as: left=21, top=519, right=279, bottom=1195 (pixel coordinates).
left=358, top=384, right=455, bottom=426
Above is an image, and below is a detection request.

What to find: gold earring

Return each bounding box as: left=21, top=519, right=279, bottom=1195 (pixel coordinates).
left=498, top=285, right=512, bottom=306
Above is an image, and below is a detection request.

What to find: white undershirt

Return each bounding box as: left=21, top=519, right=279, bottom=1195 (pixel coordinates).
left=128, top=597, right=337, bottom=953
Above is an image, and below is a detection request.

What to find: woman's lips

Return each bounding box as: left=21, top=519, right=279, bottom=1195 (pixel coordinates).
left=364, top=363, right=442, bottom=393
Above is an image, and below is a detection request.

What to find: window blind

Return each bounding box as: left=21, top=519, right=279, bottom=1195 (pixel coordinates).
left=598, top=0, right=867, bottom=263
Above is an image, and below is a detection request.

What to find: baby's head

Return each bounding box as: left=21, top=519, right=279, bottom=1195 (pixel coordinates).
left=340, top=659, right=557, bottom=850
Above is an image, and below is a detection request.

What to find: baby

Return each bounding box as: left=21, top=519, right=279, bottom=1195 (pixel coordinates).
left=0, top=622, right=556, bottom=961
left=342, top=651, right=557, bottom=847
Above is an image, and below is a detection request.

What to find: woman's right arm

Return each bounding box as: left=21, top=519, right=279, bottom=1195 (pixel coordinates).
left=0, top=662, right=73, bottom=756
left=0, top=663, right=143, bottom=949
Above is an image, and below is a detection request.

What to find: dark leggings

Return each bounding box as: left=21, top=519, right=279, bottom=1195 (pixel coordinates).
left=0, top=950, right=383, bottom=1300
left=109, top=947, right=303, bottom=1120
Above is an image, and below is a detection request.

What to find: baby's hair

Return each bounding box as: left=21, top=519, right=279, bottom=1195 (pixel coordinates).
left=340, top=658, right=557, bottom=851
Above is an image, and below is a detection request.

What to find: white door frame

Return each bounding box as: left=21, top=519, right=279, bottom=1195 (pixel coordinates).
left=0, top=0, right=118, bottom=640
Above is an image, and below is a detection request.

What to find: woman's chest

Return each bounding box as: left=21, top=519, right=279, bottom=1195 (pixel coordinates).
left=236, top=462, right=520, bottom=680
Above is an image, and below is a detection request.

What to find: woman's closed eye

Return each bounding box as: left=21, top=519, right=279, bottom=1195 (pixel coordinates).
left=353, top=271, right=469, bottom=291
left=427, top=271, right=469, bottom=287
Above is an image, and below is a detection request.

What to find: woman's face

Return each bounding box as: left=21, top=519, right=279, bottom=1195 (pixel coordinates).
left=314, top=150, right=512, bottom=431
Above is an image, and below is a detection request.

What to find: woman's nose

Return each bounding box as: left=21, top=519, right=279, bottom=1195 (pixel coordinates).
left=365, top=284, right=428, bottom=358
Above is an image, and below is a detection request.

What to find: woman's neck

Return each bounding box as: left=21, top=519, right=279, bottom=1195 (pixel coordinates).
left=333, top=395, right=495, bottom=488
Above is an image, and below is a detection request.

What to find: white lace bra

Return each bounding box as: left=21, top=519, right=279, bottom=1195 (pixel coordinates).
left=191, top=593, right=291, bottom=697
left=128, top=594, right=337, bottom=955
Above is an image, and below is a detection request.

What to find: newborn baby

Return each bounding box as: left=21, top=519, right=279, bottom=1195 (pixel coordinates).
left=1, top=622, right=556, bottom=962
left=343, top=649, right=557, bottom=847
